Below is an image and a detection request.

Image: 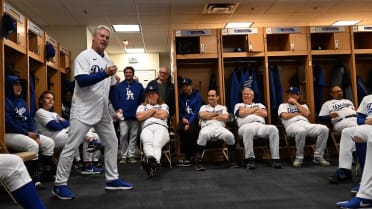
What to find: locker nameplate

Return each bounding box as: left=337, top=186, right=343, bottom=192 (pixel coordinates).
left=222, top=28, right=258, bottom=35
left=266, top=27, right=302, bottom=34
left=176, top=29, right=213, bottom=37
left=310, top=26, right=346, bottom=33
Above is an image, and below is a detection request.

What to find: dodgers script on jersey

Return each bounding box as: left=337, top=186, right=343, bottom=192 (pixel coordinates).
left=319, top=99, right=356, bottom=124
left=136, top=104, right=169, bottom=128
left=199, top=104, right=228, bottom=128
left=234, top=102, right=266, bottom=127
left=278, top=103, right=309, bottom=128
left=71, top=48, right=116, bottom=125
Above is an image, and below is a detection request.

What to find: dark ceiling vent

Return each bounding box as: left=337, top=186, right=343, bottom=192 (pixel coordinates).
left=203, top=3, right=239, bottom=14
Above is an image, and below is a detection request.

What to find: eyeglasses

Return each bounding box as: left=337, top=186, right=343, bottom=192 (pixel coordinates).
left=159, top=71, right=169, bottom=75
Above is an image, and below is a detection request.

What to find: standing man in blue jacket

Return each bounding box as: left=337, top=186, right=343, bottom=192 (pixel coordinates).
left=110, top=66, right=144, bottom=164
left=177, top=78, right=203, bottom=167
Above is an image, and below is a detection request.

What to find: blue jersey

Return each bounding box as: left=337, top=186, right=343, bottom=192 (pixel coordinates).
left=5, top=76, right=36, bottom=135
left=179, top=89, right=203, bottom=125
left=110, top=80, right=144, bottom=120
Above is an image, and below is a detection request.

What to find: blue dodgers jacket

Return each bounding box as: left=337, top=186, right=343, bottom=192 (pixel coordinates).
left=110, top=80, right=144, bottom=120
left=5, top=75, right=37, bottom=135
left=179, top=89, right=203, bottom=125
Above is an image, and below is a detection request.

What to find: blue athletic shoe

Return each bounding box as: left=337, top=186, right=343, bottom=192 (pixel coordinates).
left=337, top=197, right=372, bottom=208
left=104, top=179, right=134, bottom=190
left=80, top=165, right=104, bottom=175
left=52, top=185, right=76, bottom=200
left=351, top=183, right=360, bottom=194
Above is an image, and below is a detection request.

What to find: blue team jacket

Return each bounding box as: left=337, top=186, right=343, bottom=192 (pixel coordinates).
left=5, top=75, right=37, bottom=136
left=110, top=80, right=144, bottom=120
left=179, top=89, right=203, bottom=125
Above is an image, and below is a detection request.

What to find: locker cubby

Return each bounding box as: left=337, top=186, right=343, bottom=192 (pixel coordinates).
left=222, top=35, right=247, bottom=52
left=353, top=32, right=372, bottom=50
left=311, top=54, right=353, bottom=105
left=222, top=57, right=266, bottom=112
left=176, top=59, right=220, bottom=100
left=268, top=56, right=308, bottom=103
left=175, top=29, right=219, bottom=59
left=266, top=33, right=307, bottom=53
left=222, top=33, right=265, bottom=58
left=176, top=37, right=200, bottom=54
left=3, top=2, right=27, bottom=53
left=59, top=47, right=71, bottom=74
left=355, top=54, right=372, bottom=103
left=4, top=46, right=28, bottom=78
left=47, top=68, right=62, bottom=114
left=30, top=59, right=47, bottom=109
left=27, top=20, right=45, bottom=62
left=267, top=34, right=291, bottom=51
left=46, top=35, right=59, bottom=70
left=268, top=56, right=308, bottom=123
left=310, top=32, right=351, bottom=52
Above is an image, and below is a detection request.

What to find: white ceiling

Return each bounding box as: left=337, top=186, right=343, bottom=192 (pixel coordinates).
left=8, top=0, right=372, bottom=55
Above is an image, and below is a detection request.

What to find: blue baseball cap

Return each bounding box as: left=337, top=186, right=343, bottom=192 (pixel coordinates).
left=182, top=78, right=192, bottom=85
left=45, top=42, right=56, bottom=60
left=287, top=86, right=300, bottom=95
left=2, top=14, right=17, bottom=38
left=145, top=84, right=159, bottom=94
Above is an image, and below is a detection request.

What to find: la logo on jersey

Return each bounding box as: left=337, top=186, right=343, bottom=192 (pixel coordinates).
left=185, top=100, right=194, bottom=115
left=126, top=87, right=134, bottom=100
left=15, top=107, right=27, bottom=120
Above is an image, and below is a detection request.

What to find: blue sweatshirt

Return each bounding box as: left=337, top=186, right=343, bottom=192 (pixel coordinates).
left=179, top=89, right=203, bottom=125
left=5, top=75, right=37, bottom=136
left=110, top=80, right=144, bottom=120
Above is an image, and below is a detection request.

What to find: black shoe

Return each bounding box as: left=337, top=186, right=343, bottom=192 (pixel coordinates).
left=272, top=159, right=282, bottom=169
left=141, top=157, right=152, bottom=177
left=246, top=158, right=255, bottom=169
left=328, top=168, right=352, bottom=184
left=229, top=161, right=239, bottom=168
left=195, top=160, right=206, bottom=171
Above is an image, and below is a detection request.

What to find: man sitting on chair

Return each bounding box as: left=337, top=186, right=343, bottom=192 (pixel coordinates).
left=195, top=89, right=238, bottom=171
left=318, top=85, right=361, bottom=184
left=234, top=88, right=281, bottom=169
left=278, top=86, right=330, bottom=168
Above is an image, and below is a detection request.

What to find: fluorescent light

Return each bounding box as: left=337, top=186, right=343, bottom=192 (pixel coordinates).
left=225, top=22, right=253, bottom=28
left=332, top=20, right=360, bottom=26
left=112, top=24, right=141, bottom=32
left=125, top=48, right=145, bottom=53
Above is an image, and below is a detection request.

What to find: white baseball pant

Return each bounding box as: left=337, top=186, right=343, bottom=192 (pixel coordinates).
left=140, top=124, right=169, bottom=163
left=238, top=122, right=280, bottom=159
left=286, top=121, right=329, bottom=159
left=0, top=154, right=32, bottom=192
left=197, top=125, right=235, bottom=146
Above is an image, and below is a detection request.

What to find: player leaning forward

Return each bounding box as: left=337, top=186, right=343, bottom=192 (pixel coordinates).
left=52, top=25, right=133, bottom=200
left=278, top=86, right=330, bottom=167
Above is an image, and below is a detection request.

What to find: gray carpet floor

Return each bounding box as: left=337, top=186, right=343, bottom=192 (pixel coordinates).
left=1, top=158, right=358, bottom=209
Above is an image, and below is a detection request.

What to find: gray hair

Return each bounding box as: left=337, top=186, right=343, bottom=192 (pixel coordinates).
left=93, top=25, right=111, bottom=35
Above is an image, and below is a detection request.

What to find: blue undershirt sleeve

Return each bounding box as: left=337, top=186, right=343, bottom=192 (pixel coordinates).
left=75, top=71, right=107, bottom=87
left=46, top=120, right=64, bottom=131
left=357, top=113, right=367, bottom=125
